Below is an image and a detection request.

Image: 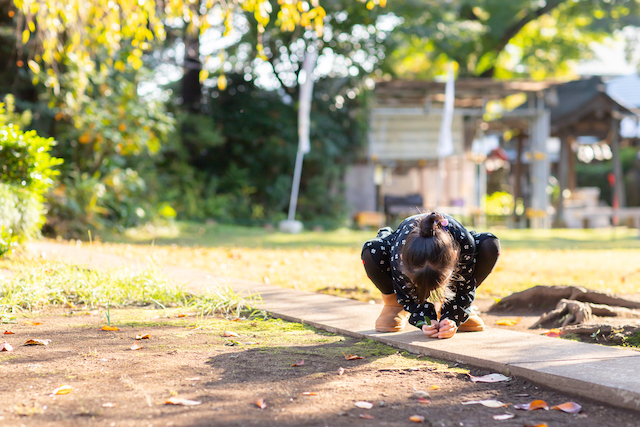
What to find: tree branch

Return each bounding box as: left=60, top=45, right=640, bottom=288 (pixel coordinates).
left=477, top=0, right=567, bottom=77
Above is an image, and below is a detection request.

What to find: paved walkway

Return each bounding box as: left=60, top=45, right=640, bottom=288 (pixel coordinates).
left=29, top=241, right=640, bottom=412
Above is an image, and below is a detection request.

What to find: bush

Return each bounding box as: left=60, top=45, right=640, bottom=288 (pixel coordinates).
left=0, top=101, right=62, bottom=256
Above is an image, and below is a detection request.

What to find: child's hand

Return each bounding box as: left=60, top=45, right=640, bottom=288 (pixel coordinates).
left=422, top=320, right=439, bottom=338
left=437, top=318, right=457, bottom=339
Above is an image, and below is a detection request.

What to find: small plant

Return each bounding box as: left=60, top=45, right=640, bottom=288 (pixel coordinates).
left=1, top=306, right=18, bottom=324
left=105, top=298, right=112, bottom=327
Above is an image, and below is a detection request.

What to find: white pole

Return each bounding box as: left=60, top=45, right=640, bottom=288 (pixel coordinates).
left=288, top=150, right=305, bottom=221
left=280, top=50, right=318, bottom=233
left=435, top=62, right=455, bottom=210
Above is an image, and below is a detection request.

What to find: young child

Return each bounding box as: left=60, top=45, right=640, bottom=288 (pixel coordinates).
left=361, top=212, right=500, bottom=339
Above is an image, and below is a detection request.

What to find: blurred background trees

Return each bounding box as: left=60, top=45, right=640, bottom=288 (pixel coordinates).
left=2, top=0, right=640, bottom=240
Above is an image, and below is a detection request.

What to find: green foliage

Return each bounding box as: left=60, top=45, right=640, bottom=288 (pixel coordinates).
left=0, top=99, right=62, bottom=256
left=385, top=0, right=640, bottom=78
left=484, top=191, right=514, bottom=216
left=176, top=74, right=368, bottom=225
left=576, top=147, right=639, bottom=206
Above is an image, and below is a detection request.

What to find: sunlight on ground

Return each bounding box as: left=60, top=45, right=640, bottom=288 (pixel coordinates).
left=79, top=223, right=640, bottom=301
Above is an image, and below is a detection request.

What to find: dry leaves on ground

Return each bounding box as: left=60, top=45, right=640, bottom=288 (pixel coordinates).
left=545, top=328, right=561, bottom=338
left=359, top=413, right=374, bottom=419
left=254, top=398, right=266, bottom=409
left=469, top=373, right=510, bottom=383
left=51, top=385, right=73, bottom=395
left=223, top=331, right=239, bottom=337
left=0, top=341, right=13, bottom=352
left=342, top=352, right=364, bottom=360
left=462, top=399, right=507, bottom=408
left=552, top=402, right=582, bottom=413
left=4, top=331, right=14, bottom=334
left=354, top=401, right=373, bottom=409
left=515, top=400, right=549, bottom=410
left=24, top=339, right=51, bottom=346
left=301, top=392, right=318, bottom=396
left=165, top=397, right=201, bottom=406
left=409, top=415, right=425, bottom=423
left=130, top=341, right=143, bottom=351
left=337, top=367, right=345, bottom=375
left=496, top=318, right=521, bottom=326
left=493, top=414, right=515, bottom=420
left=23, top=321, right=42, bottom=326
left=135, top=334, right=150, bottom=340
left=291, top=360, right=305, bottom=367
left=101, top=326, right=119, bottom=331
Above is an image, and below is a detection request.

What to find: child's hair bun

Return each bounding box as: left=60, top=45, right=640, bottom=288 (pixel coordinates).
left=419, top=212, right=445, bottom=238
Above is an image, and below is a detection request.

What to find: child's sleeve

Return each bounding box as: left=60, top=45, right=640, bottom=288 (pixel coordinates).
left=439, top=216, right=477, bottom=326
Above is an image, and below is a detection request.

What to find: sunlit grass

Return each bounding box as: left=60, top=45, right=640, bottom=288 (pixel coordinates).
left=0, top=260, right=263, bottom=319
left=80, top=223, right=640, bottom=301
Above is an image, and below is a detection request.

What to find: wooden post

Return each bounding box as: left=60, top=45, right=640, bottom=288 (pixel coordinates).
left=556, top=134, right=569, bottom=227
left=511, top=132, right=525, bottom=226
left=611, top=110, right=626, bottom=211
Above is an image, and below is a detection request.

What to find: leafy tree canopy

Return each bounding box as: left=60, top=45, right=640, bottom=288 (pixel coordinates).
left=385, top=0, right=640, bottom=79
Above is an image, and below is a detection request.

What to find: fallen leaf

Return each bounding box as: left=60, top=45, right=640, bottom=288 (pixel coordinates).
left=409, top=415, right=425, bottom=423
left=469, top=373, right=511, bottom=383
left=255, top=398, right=266, bottom=409
left=102, top=402, right=117, bottom=408
left=25, top=339, right=51, bottom=346
left=545, top=328, right=562, bottom=338
left=130, top=341, right=143, bottom=351
left=338, top=367, right=345, bottom=375
left=23, top=321, right=42, bottom=326
left=524, top=424, right=548, bottom=427
left=185, top=377, right=201, bottom=381
left=360, top=413, right=375, bottom=419
left=514, top=400, right=549, bottom=411
left=552, top=402, right=582, bottom=413
left=243, top=341, right=259, bottom=345
left=4, top=331, right=14, bottom=335
left=343, top=352, right=364, bottom=360
left=462, top=399, right=506, bottom=408
left=177, top=314, right=186, bottom=318
left=493, top=413, right=515, bottom=420
left=52, top=385, right=73, bottom=395
left=165, top=397, right=201, bottom=406
left=429, top=385, right=439, bottom=390
left=292, top=360, right=304, bottom=367
left=496, top=318, right=521, bottom=326
left=0, top=342, right=13, bottom=352
left=185, top=325, right=201, bottom=330
left=135, top=334, right=150, bottom=340
left=102, top=326, right=119, bottom=331
left=301, top=392, right=318, bottom=396
left=354, top=401, right=373, bottom=409
left=223, top=331, right=239, bottom=337
left=411, top=391, right=430, bottom=399
left=417, top=397, right=431, bottom=404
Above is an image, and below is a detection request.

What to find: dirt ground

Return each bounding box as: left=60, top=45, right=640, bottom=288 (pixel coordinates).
left=2, top=308, right=640, bottom=427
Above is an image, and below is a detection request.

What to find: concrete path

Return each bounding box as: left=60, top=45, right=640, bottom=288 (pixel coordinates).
left=28, top=241, right=640, bottom=412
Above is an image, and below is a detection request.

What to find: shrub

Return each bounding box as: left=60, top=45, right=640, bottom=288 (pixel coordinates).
left=0, top=101, right=63, bottom=256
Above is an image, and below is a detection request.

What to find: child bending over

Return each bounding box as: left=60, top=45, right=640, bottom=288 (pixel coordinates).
left=361, top=212, right=500, bottom=339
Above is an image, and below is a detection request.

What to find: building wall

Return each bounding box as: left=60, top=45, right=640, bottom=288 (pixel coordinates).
left=369, top=111, right=464, bottom=160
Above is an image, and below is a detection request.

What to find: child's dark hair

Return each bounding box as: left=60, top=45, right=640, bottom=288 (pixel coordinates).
left=401, top=212, right=459, bottom=304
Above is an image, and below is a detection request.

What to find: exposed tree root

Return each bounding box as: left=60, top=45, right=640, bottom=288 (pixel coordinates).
left=489, top=285, right=640, bottom=329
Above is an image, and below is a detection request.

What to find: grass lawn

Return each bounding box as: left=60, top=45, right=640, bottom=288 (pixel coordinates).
left=88, top=222, right=640, bottom=301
